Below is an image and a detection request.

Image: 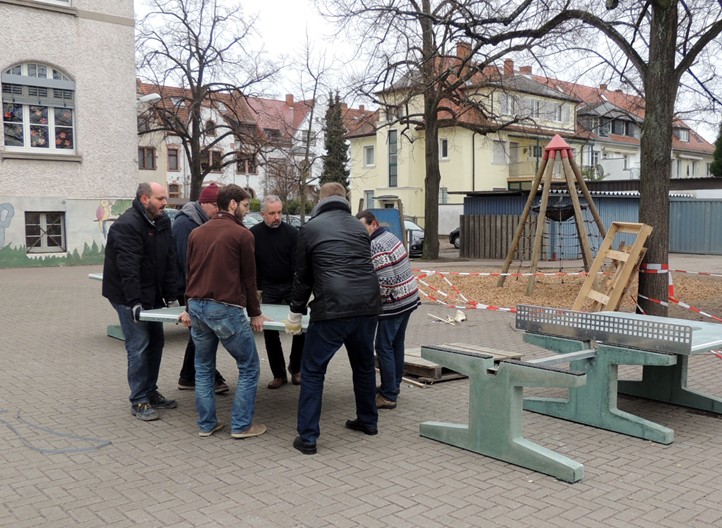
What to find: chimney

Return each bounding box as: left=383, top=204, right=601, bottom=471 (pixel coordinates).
left=285, top=94, right=294, bottom=106
left=504, top=59, right=514, bottom=77
left=340, top=103, right=348, bottom=112
left=457, top=41, right=471, bottom=60
left=359, top=104, right=365, bottom=112
left=599, top=84, right=607, bottom=91
left=519, top=66, right=532, bottom=75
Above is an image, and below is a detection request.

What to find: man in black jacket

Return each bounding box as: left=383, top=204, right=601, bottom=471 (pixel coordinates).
left=286, top=182, right=381, bottom=455
left=102, top=182, right=179, bottom=422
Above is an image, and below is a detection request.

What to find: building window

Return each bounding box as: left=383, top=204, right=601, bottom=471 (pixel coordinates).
left=168, top=183, right=181, bottom=198
left=167, top=148, right=179, bottom=171
left=236, top=154, right=257, bottom=174
left=388, top=130, right=398, bottom=187
left=439, top=187, right=448, bottom=204
left=676, top=128, right=690, bottom=142
left=439, top=138, right=449, bottom=160
left=500, top=93, right=515, bottom=115
left=201, top=150, right=222, bottom=172
left=532, top=145, right=543, bottom=158
left=363, top=145, right=375, bottom=167
left=492, top=140, right=507, bottom=164
left=2, top=63, right=75, bottom=152
left=598, top=119, right=611, bottom=137
left=205, top=120, right=217, bottom=137
left=25, top=212, right=65, bottom=254
left=138, top=147, right=156, bottom=170
left=300, top=129, right=317, bottom=147
left=364, top=190, right=374, bottom=208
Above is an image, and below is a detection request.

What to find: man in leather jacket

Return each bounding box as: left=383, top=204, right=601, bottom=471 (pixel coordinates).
left=286, top=182, right=381, bottom=455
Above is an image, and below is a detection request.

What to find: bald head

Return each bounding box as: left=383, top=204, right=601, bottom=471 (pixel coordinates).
left=137, top=182, right=168, bottom=219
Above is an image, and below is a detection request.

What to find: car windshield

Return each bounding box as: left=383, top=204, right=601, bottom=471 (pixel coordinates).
left=404, top=220, right=423, bottom=232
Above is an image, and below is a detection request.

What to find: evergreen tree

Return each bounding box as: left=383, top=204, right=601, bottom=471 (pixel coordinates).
left=710, top=122, right=722, bottom=177
left=320, top=92, right=350, bottom=189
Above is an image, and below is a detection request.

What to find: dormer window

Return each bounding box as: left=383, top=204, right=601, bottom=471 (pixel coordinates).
left=206, top=120, right=217, bottom=137
left=675, top=128, right=690, bottom=142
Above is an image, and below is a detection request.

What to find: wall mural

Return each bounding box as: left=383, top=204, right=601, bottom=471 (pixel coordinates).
left=0, top=202, right=14, bottom=248
left=0, top=198, right=132, bottom=269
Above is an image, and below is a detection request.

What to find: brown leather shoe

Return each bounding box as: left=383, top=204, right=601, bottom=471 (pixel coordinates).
left=267, top=377, right=287, bottom=389
left=291, top=372, right=301, bottom=385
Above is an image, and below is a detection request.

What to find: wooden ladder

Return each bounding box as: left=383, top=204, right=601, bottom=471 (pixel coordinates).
left=572, top=221, right=652, bottom=312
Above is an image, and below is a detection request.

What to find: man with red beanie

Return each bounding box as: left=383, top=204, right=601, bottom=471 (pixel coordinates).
left=172, top=182, right=229, bottom=394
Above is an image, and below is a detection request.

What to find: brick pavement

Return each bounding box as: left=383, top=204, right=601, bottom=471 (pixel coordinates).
left=1, top=262, right=721, bottom=527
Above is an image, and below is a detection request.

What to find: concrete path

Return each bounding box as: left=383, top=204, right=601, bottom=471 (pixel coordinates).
left=1, top=262, right=721, bottom=527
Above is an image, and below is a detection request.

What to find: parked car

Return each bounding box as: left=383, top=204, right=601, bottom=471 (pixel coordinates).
left=284, top=214, right=303, bottom=228
left=449, top=226, right=460, bottom=249
left=246, top=212, right=263, bottom=224
left=243, top=214, right=259, bottom=229
left=164, top=208, right=179, bottom=224
left=404, top=219, right=424, bottom=258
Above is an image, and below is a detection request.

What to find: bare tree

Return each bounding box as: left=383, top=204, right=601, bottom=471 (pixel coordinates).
left=321, top=0, right=563, bottom=259
left=136, top=0, right=278, bottom=200
left=459, top=0, right=722, bottom=316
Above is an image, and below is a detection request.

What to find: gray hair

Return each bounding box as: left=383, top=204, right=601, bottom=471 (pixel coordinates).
left=260, top=195, right=283, bottom=212
left=136, top=182, right=152, bottom=200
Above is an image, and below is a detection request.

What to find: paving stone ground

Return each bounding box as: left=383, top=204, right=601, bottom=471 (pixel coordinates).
left=1, top=257, right=721, bottom=527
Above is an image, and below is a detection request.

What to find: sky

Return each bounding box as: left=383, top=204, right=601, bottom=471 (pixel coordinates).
left=133, top=0, right=718, bottom=143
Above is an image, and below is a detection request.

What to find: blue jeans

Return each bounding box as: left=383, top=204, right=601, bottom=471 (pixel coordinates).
left=297, top=316, right=378, bottom=444
left=188, top=299, right=260, bottom=433
left=111, top=302, right=163, bottom=405
left=375, top=311, right=412, bottom=402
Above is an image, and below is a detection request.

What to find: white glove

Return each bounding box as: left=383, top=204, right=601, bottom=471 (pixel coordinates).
left=166, top=299, right=180, bottom=308
left=283, top=312, right=302, bottom=335
left=131, top=304, right=143, bottom=323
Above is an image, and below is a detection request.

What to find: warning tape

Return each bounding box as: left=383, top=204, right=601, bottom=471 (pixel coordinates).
left=637, top=294, right=722, bottom=323
left=415, top=269, right=595, bottom=278
left=418, top=289, right=517, bottom=313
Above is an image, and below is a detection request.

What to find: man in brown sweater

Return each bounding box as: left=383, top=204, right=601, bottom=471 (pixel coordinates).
left=180, top=184, right=268, bottom=439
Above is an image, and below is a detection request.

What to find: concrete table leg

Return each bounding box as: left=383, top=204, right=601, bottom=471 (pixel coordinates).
left=419, top=346, right=586, bottom=483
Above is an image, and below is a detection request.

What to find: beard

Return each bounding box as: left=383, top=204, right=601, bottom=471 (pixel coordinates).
left=234, top=207, right=245, bottom=223
left=146, top=202, right=162, bottom=219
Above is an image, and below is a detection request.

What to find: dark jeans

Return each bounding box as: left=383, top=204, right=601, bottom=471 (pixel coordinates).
left=375, top=311, right=412, bottom=402
left=297, top=316, right=378, bottom=444
left=260, top=286, right=304, bottom=378
left=111, top=302, right=163, bottom=405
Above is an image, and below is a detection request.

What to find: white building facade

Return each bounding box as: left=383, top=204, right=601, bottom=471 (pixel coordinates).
left=0, top=0, right=137, bottom=268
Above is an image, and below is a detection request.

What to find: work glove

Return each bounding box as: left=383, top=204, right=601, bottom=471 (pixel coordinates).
left=166, top=299, right=180, bottom=308
left=283, top=312, right=302, bottom=335
left=131, top=303, right=143, bottom=324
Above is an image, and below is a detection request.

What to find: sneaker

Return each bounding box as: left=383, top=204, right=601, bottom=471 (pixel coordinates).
left=267, top=377, right=287, bottom=389
left=199, top=423, right=225, bottom=437
left=131, top=402, right=159, bottom=421
left=345, top=418, right=378, bottom=436
left=178, top=378, right=229, bottom=394
left=149, top=391, right=177, bottom=409
left=178, top=378, right=195, bottom=390
left=293, top=436, right=317, bottom=455
left=214, top=377, right=229, bottom=394
left=375, top=394, right=397, bottom=410
left=231, top=423, right=267, bottom=439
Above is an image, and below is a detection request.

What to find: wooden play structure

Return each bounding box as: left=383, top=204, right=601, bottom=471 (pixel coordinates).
left=498, top=135, right=607, bottom=294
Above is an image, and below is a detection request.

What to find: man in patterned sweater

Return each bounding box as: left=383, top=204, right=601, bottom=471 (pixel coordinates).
left=356, top=210, right=420, bottom=409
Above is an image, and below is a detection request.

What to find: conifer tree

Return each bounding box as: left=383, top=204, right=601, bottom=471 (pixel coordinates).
left=320, top=92, right=350, bottom=189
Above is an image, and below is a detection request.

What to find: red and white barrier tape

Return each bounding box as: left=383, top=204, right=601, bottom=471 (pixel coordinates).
left=637, top=294, right=722, bottom=323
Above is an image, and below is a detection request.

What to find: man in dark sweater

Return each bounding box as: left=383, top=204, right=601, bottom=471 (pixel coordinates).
left=250, top=195, right=305, bottom=389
